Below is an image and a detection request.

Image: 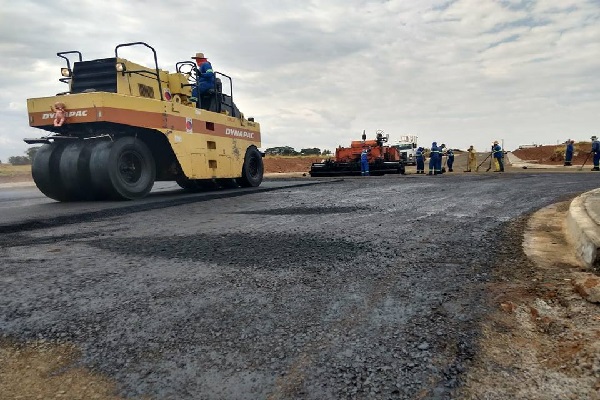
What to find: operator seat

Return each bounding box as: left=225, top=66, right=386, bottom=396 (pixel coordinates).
left=200, top=78, right=222, bottom=113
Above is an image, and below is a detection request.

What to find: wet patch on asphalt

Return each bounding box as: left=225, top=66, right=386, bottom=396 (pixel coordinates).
left=238, top=206, right=372, bottom=215
left=89, top=233, right=367, bottom=266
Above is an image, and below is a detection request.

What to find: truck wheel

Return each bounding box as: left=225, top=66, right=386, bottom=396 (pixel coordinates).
left=31, top=143, right=69, bottom=201
left=90, top=137, right=155, bottom=200
left=59, top=141, right=99, bottom=201
left=236, top=146, right=263, bottom=187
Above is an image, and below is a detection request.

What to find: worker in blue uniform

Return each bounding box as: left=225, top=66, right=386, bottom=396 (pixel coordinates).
left=591, top=136, right=600, bottom=171
left=564, top=140, right=574, bottom=166
left=438, top=143, right=446, bottom=173
left=191, top=52, right=216, bottom=100
left=415, top=147, right=425, bottom=174
left=446, top=148, right=455, bottom=172
left=428, top=142, right=440, bottom=175
left=492, top=141, right=504, bottom=172
left=361, top=147, right=370, bottom=176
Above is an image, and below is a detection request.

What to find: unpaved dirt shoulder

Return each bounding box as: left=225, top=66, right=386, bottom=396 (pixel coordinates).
left=0, top=339, right=127, bottom=400
left=460, top=201, right=600, bottom=399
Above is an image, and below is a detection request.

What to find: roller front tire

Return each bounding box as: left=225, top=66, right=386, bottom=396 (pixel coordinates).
left=236, top=146, right=263, bottom=188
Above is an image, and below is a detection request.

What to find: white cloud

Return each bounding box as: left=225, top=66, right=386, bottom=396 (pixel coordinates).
left=0, top=0, right=598, bottom=162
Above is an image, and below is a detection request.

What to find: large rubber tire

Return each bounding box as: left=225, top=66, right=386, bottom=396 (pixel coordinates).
left=31, top=142, right=70, bottom=201
left=236, top=146, right=263, bottom=188
left=58, top=141, right=101, bottom=201
left=89, top=137, right=156, bottom=200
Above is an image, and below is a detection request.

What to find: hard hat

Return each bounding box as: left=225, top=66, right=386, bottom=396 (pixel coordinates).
left=192, top=52, right=207, bottom=60
left=432, top=142, right=437, bottom=146
left=592, top=136, right=598, bottom=140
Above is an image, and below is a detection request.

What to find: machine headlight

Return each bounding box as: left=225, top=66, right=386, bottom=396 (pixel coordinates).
left=60, top=68, right=72, bottom=77
left=116, top=63, right=126, bottom=72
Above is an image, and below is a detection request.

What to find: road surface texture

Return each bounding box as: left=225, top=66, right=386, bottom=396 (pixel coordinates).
left=0, top=173, right=598, bottom=399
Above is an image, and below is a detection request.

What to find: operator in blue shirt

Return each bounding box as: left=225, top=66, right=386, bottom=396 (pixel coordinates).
left=191, top=52, right=215, bottom=100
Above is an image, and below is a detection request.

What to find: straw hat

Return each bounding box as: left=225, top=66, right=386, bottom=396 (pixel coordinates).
left=192, top=52, right=206, bottom=60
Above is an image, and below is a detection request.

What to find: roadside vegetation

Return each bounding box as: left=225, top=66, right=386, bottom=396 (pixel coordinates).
left=0, top=164, right=31, bottom=177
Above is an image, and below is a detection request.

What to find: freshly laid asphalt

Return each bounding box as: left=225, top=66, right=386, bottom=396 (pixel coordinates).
left=1, top=164, right=600, bottom=399
left=2, top=154, right=600, bottom=271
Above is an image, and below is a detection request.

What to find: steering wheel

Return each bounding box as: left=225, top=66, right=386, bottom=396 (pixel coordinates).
left=176, top=62, right=198, bottom=85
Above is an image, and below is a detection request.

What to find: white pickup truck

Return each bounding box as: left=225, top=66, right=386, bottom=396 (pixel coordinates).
left=393, top=135, right=418, bottom=166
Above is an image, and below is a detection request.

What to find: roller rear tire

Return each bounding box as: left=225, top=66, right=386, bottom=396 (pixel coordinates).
left=90, top=138, right=156, bottom=200
left=59, top=141, right=100, bottom=201
left=31, top=143, right=69, bottom=201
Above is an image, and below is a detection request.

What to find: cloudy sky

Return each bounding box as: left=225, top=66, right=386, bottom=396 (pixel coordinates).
left=1, top=0, right=599, bottom=161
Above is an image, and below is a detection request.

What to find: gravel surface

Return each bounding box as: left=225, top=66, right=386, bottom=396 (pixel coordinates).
left=1, top=173, right=598, bottom=399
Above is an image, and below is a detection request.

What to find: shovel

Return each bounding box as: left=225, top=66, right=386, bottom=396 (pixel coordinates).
left=476, top=153, right=491, bottom=172
left=579, top=152, right=592, bottom=171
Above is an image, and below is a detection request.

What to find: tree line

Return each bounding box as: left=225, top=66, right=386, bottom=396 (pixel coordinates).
left=2, top=146, right=330, bottom=165
left=265, top=146, right=331, bottom=156
left=2, top=147, right=40, bottom=165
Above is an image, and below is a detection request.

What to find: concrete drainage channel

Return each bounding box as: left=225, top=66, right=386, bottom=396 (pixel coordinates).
left=565, top=188, right=600, bottom=272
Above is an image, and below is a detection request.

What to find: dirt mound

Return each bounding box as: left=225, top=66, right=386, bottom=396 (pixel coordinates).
left=263, top=156, right=318, bottom=174
left=513, top=143, right=592, bottom=166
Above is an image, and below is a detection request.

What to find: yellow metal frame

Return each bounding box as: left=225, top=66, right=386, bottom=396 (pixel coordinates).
left=26, top=57, right=261, bottom=180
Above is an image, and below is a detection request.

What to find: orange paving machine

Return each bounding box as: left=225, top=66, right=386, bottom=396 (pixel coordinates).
left=309, top=130, right=406, bottom=177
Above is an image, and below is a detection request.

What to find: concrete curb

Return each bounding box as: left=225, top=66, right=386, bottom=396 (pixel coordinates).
left=566, top=188, right=600, bottom=270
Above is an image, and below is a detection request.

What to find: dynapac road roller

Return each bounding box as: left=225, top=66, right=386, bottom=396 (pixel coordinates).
left=309, top=130, right=406, bottom=176
left=25, top=42, right=263, bottom=201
